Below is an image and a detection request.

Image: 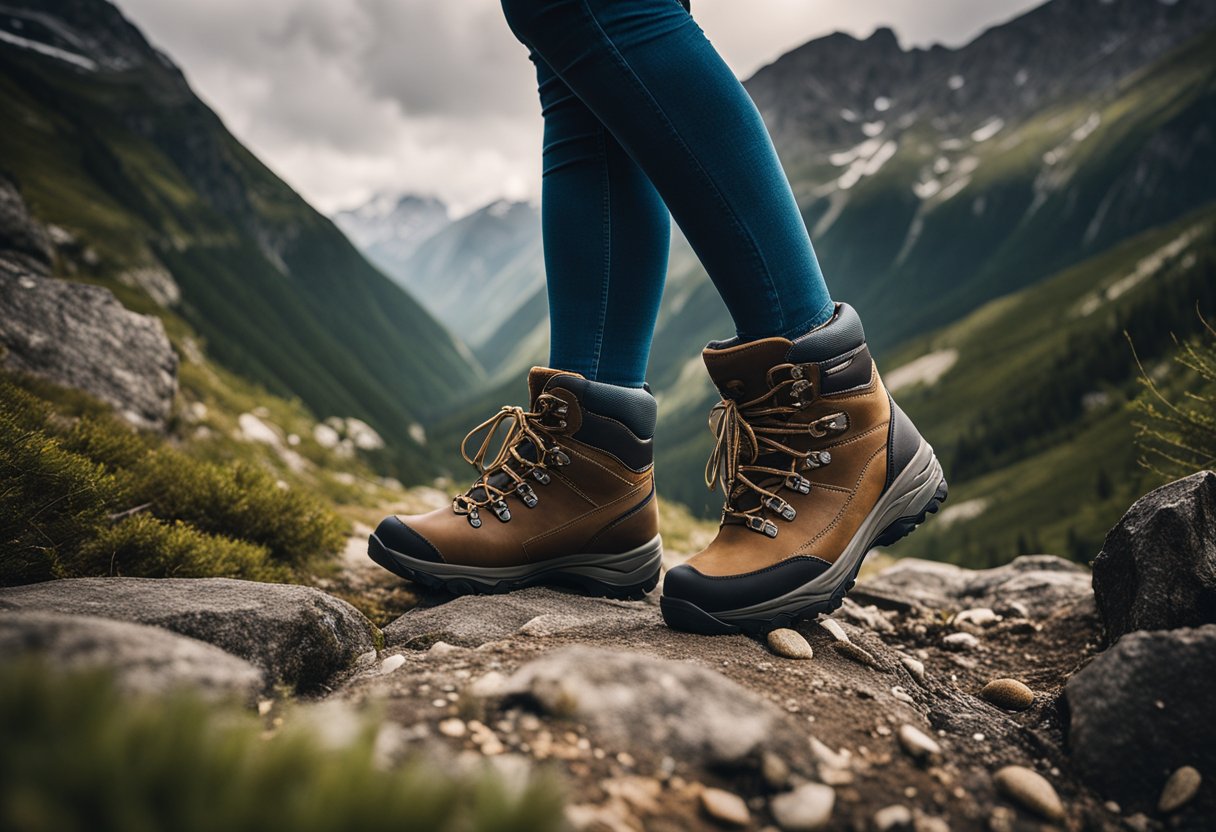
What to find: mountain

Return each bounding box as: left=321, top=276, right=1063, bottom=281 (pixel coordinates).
left=421, top=0, right=1216, bottom=565
left=333, top=193, right=450, bottom=282
left=0, top=0, right=480, bottom=479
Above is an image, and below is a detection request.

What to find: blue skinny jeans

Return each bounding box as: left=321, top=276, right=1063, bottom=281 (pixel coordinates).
left=501, top=0, right=833, bottom=388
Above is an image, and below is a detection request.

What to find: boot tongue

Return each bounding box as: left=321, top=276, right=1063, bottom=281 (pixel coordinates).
left=702, top=338, right=793, bottom=401
left=527, top=366, right=584, bottom=406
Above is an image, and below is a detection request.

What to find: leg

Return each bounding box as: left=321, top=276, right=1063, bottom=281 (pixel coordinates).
left=500, top=0, right=833, bottom=341
left=531, top=48, right=671, bottom=388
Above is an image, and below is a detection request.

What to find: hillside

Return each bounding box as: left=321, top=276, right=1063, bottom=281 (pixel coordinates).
left=0, top=0, right=479, bottom=480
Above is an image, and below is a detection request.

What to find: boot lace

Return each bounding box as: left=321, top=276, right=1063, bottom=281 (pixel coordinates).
left=704, top=364, right=845, bottom=537
left=452, top=392, right=570, bottom=527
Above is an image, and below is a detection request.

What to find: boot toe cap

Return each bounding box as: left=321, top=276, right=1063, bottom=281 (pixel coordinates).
left=373, top=516, right=444, bottom=563
left=663, top=557, right=833, bottom=613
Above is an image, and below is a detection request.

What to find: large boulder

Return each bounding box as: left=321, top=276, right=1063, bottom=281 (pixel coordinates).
left=1091, top=471, right=1216, bottom=645
left=855, top=554, right=1092, bottom=616
left=484, top=646, right=790, bottom=769
left=0, top=611, right=264, bottom=701
left=1065, top=624, right=1216, bottom=814
left=384, top=587, right=652, bottom=648
left=0, top=578, right=377, bottom=692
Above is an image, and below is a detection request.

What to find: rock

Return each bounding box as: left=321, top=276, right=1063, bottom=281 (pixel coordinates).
left=762, top=752, right=791, bottom=789
left=488, top=647, right=785, bottom=768
left=385, top=588, right=648, bottom=648
left=897, top=724, right=941, bottom=761
left=872, top=804, right=914, bottom=831
left=0, top=175, right=53, bottom=279
left=1092, top=472, right=1216, bottom=645
left=941, top=632, right=979, bottom=651
left=770, top=782, right=835, bottom=831
left=0, top=611, right=263, bottom=701
left=859, top=556, right=1092, bottom=617
left=0, top=270, right=177, bottom=431
left=1066, top=625, right=1216, bottom=808
left=438, top=718, right=466, bottom=738
left=1158, top=766, right=1201, bottom=813
left=700, top=787, right=750, bottom=827
left=833, top=640, right=882, bottom=668
left=901, top=656, right=927, bottom=686
left=818, top=617, right=850, bottom=642
left=954, top=607, right=998, bottom=627
left=979, top=679, right=1034, bottom=711
left=0, top=578, right=377, bottom=692
left=992, top=766, right=1065, bottom=820
left=767, top=628, right=813, bottom=659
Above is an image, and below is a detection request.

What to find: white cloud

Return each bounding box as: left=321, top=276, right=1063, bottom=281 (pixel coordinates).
left=114, top=0, right=1043, bottom=214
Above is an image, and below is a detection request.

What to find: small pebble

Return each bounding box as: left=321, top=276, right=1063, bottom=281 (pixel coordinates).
left=901, top=656, right=927, bottom=685
left=762, top=752, right=791, bottom=789
left=700, top=787, right=751, bottom=827
left=1158, top=765, right=1201, bottom=813
left=897, top=724, right=941, bottom=761
left=955, top=607, right=998, bottom=627
left=872, top=804, right=913, bottom=832
left=378, top=654, right=406, bottom=674
left=1103, top=801, right=1121, bottom=814
left=891, top=686, right=915, bottom=705
left=993, top=765, right=1065, bottom=820
left=941, top=632, right=979, bottom=651
left=818, top=617, right=850, bottom=643
left=770, top=782, right=835, bottom=831
left=980, top=678, right=1035, bottom=711
left=833, top=640, right=882, bottom=668
left=768, top=628, right=814, bottom=660
left=438, top=718, right=466, bottom=738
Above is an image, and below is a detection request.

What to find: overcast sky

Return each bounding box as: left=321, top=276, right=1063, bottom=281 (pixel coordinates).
left=114, top=0, right=1044, bottom=217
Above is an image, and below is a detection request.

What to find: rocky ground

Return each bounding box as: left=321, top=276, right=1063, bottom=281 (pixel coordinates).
left=1, top=472, right=1213, bottom=831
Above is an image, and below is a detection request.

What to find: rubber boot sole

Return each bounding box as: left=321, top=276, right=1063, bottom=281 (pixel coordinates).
left=368, top=533, right=663, bottom=601
left=660, top=440, right=947, bottom=635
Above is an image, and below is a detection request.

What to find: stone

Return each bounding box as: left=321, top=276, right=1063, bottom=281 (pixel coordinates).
left=762, top=752, right=791, bottom=789
left=941, top=632, right=979, bottom=651
left=859, top=556, right=1092, bottom=617
left=0, top=578, right=377, bottom=692
left=0, top=611, right=263, bottom=701
left=992, top=766, right=1065, bottom=820
left=438, top=718, right=466, bottom=738
left=1092, top=472, right=1216, bottom=645
left=700, top=787, right=750, bottom=827
left=833, top=640, right=882, bottom=668
left=487, top=647, right=785, bottom=768
left=767, top=628, right=813, bottom=659
left=385, top=588, right=648, bottom=648
left=873, top=803, right=914, bottom=831
left=954, top=607, right=997, bottom=627
left=1158, top=766, right=1201, bottom=813
left=979, top=679, right=1034, bottom=711
left=901, top=656, right=927, bottom=686
left=0, top=267, right=177, bottom=432
left=770, top=782, right=835, bottom=831
left=818, top=617, right=850, bottom=642
left=897, top=724, right=941, bottom=761
left=1066, top=625, right=1216, bottom=808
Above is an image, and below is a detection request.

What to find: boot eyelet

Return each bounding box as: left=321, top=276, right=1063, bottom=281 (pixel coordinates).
left=548, top=448, right=570, bottom=467
left=765, top=496, right=797, bottom=521
left=467, top=509, right=482, bottom=528
left=516, top=482, right=538, bottom=508
left=747, top=516, right=779, bottom=538
left=786, top=474, right=811, bottom=494
left=532, top=469, right=551, bottom=485
left=491, top=500, right=511, bottom=522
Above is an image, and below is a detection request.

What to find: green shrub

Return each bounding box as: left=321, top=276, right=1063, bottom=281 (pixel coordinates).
left=0, top=374, right=344, bottom=585
left=0, top=662, right=565, bottom=832
left=1133, top=312, right=1216, bottom=478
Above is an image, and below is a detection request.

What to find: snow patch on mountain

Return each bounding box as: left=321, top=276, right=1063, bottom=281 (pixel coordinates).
left=0, top=28, right=96, bottom=70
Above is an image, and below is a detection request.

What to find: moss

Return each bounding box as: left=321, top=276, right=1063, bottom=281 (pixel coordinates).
left=0, top=373, right=343, bottom=585
left=0, top=661, right=565, bottom=832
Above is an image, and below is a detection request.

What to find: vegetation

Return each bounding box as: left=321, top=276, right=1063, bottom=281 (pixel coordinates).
left=0, top=661, right=565, bottom=832
left=0, top=373, right=345, bottom=586
left=1133, top=311, right=1216, bottom=479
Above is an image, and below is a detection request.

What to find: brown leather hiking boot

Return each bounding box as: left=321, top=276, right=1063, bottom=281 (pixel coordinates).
left=660, top=304, right=947, bottom=634
left=369, top=367, right=662, bottom=598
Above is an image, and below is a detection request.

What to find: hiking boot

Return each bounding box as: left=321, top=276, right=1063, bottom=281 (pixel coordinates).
left=660, top=304, right=947, bottom=634
left=369, top=367, right=662, bottom=598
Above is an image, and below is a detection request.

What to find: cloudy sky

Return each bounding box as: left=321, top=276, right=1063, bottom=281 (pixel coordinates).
left=115, top=0, right=1043, bottom=217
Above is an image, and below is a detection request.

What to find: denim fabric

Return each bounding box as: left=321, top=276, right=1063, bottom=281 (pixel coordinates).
left=502, top=0, right=833, bottom=388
